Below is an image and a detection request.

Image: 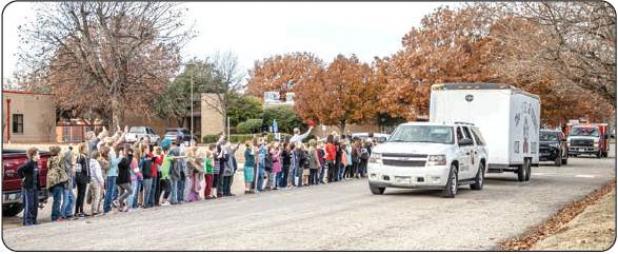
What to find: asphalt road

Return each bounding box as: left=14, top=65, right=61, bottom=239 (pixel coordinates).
left=2, top=151, right=615, bottom=251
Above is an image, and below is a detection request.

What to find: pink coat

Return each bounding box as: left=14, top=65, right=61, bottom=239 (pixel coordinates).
left=271, top=149, right=282, bottom=173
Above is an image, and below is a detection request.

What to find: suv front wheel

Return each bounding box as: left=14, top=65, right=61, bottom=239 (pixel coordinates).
left=442, top=164, right=458, bottom=198
left=369, top=184, right=385, bottom=195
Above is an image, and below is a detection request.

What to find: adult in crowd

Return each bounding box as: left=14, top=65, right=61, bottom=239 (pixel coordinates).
left=116, top=147, right=134, bottom=212
left=61, top=146, right=75, bottom=219
left=222, top=142, right=240, bottom=196
left=88, top=151, right=104, bottom=216
left=18, top=147, right=41, bottom=226
left=74, top=144, right=91, bottom=218
left=270, top=142, right=282, bottom=190
left=278, top=141, right=291, bottom=189
left=325, top=135, right=337, bottom=183
left=46, top=146, right=69, bottom=222
left=243, top=141, right=256, bottom=194
left=307, top=140, right=321, bottom=185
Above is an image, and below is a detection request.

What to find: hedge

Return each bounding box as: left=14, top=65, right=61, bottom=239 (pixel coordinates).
left=202, top=133, right=293, bottom=144
left=236, top=119, right=263, bottom=134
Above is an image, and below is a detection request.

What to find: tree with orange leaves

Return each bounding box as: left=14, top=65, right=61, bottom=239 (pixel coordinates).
left=246, top=52, right=324, bottom=98
left=294, top=54, right=379, bottom=133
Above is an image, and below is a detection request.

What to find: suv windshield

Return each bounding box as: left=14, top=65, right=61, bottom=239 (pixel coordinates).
left=569, top=127, right=599, bottom=137
left=540, top=132, right=559, bottom=141
left=388, top=125, right=454, bottom=144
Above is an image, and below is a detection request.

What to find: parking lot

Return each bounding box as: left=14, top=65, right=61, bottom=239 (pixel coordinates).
left=2, top=144, right=615, bottom=251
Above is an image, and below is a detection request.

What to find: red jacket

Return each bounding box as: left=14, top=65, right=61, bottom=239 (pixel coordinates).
left=325, top=143, right=337, bottom=161
left=152, top=154, right=163, bottom=178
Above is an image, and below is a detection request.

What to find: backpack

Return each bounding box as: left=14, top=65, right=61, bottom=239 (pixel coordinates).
left=299, top=150, right=309, bottom=169
left=360, top=148, right=369, bottom=160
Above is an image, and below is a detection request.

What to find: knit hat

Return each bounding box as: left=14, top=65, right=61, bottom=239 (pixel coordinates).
left=160, top=138, right=172, bottom=151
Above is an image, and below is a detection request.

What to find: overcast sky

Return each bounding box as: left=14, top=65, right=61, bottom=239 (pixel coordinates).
left=2, top=1, right=450, bottom=83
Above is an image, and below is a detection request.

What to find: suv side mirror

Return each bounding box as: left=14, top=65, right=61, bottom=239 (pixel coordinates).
left=459, top=138, right=473, bottom=146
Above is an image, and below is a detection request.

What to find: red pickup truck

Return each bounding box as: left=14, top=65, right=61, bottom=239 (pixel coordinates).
left=2, top=149, right=51, bottom=217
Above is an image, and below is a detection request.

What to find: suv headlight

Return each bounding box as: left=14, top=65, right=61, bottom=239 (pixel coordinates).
left=427, top=155, right=447, bottom=166
left=369, top=153, right=382, bottom=164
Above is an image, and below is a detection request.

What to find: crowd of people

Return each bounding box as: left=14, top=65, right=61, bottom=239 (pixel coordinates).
left=17, top=125, right=376, bottom=226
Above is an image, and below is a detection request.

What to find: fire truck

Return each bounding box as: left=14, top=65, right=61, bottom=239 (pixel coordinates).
left=566, top=120, right=609, bottom=158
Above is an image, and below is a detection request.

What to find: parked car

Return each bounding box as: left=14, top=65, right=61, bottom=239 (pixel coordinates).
left=566, top=123, right=609, bottom=158
left=539, top=130, right=568, bottom=166
left=124, top=126, right=160, bottom=144
left=430, top=83, right=541, bottom=182
left=2, top=149, right=51, bottom=217
left=367, top=122, right=488, bottom=198
left=351, top=133, right=390, bottom=143
left=164, top=128, right=195, bottom=143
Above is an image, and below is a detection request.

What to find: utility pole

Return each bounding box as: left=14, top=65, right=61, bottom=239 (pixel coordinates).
left=190, top=74, right=194, bottom=141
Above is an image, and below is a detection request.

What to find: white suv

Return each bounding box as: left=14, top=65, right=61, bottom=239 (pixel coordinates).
left=368, top=122, right=488, bottom=198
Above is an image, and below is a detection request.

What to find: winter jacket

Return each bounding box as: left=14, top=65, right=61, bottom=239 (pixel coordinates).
left=46, top=155, right=69, bottom=189
left=18, top=160, right=40, bottom=190
left=116, top=155, right=133, bottom=185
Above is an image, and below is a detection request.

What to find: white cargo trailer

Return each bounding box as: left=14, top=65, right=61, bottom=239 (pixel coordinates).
left=429, top=83, right=540, bottom=182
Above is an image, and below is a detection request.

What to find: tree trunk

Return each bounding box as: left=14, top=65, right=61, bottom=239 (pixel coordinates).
left=111, top=98, right=122, bottom=130
left=339, top=121, right=346, bottom=135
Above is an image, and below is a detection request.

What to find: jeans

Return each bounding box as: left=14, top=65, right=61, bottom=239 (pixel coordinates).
left=222, top=175, right=233, bottom=195
left=103, top=176, right=117, bottom=213
left=279, top=164, right=290, bottom=188
left=22, top=188, right=38, bottom=226
left=147, top=176, right=158, bottom=207
left=169, top=179, right=179, bottom=204
left=128, top=179, right=139, bottom=208
left=117, top=183, right=132, bottom=208
left=267, top=171, right=276, bottom=189
left=50, top=185, right=64, bottom=221
left=155, top=174, right=162, bottom=206
left=177, top=176, right=185, bottom=202
left=327, top=161, right=336, bottom=182
left=62, top=186, right=74, bottom=217
left=296, top=167, right=304, bottom=187
left=142, top=178, right=153, bottom=208
left=338, top=164, right=345, bottom=180
left=309, top=169, right=318, bottom=185
left=289, top=164, right=297, bottom=187
left=256, top=167, right=265, bottom=192
left=318, top=164, right=326, bottom=184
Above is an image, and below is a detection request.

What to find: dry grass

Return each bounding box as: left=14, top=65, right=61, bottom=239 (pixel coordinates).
left=499, top=179, right=616, bottom=251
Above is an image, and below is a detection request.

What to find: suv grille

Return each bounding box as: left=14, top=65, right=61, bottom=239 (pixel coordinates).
left=382, top=153, right=428, bottom=158
left=383, top=160, right=426, bottom=167
left=570, top=139, right=593, bottom=147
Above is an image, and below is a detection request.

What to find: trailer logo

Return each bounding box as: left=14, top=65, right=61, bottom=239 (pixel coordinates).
left=465, top=94, right=474, bottom=102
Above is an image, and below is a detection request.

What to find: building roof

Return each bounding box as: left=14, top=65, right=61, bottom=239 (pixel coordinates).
left=2, top=90, right=53, bottom=96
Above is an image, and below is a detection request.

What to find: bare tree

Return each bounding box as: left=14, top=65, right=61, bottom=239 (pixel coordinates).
left=17, top=2, right=195, bottom=127
left=483, top=2, right=616, bottom=107
left=201, top=51, right=245, bottom=132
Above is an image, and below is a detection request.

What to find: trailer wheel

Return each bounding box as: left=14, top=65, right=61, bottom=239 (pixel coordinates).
left=524, top=159, right=532, bottom=181
left=517, top=164, right=526, bottom=182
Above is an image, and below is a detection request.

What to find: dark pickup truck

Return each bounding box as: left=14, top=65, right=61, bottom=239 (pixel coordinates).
left=2, top=149, right=51, bottom=217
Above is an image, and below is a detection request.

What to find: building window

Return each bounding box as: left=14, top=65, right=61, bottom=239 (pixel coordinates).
left=12, top=114, right=23, bottom=134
